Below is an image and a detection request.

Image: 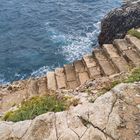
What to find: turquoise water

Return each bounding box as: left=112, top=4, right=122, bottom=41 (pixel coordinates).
left=0, top=0, right=122, bottom=83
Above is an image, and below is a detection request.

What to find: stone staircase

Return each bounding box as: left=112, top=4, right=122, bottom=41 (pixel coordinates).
left=1, top=34, right=140, bottom=114
left=27, top=34, right=140, bottom=92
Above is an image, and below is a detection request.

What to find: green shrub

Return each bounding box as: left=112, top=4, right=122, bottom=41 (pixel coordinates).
left=3, top=95, right=67, bottom=122
left=124, top=68, right=140, bottom=83
left=99, top=68, right=140, bottom=94
left=128, top=29, right=140, bottom=39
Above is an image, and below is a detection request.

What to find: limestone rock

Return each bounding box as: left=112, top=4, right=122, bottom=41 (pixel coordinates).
left=0, top=82, right=140, bottom=140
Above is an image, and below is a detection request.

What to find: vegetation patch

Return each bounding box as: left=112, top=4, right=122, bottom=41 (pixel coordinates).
left=3, top=68, right=140, bottom=122
left=100, top=68, right=140, bottom=93
left=3, top=95, right=67, bottom=122
left=124, top=68, right=140, bottom=83
left=128, top=29, right=140, bottom=39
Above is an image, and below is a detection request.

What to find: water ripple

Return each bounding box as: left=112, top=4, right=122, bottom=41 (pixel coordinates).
left=0, top=0, right=122, bottom=83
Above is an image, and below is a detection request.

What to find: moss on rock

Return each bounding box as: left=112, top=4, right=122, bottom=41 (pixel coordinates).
left=128, top=29, right=140, bottom=39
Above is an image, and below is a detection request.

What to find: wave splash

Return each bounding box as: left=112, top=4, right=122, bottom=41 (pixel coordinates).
left=30, top=21, right=101, bottom=77
left=62, top=22, right=100, bottom=62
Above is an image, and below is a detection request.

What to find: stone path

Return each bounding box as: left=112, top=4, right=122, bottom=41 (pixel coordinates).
left=31, top=34, right=140, bottom=90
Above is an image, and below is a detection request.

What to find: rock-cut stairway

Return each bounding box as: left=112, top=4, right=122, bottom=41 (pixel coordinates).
left=27, top=34, right=140, bottom=92
left=1, top=34, right=140, bottom=114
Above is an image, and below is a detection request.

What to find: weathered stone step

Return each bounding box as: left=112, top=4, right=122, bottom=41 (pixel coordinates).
left=47, top=72, right=57, bottom=90
left=102, top=44, right=129, bottom=72
left=64, top=64, right=79, bottom=89
left=73, top=60, right=89, bottom=84
left=82, top=54, right=101, bottom=79
left=114, top=39, right=128, bottom=52
left=93, top=49, right=116, bottom=76
left=27, top=79, right=39, bottom=97
left=124, top=50, right=140, bottom=67
left=64, top=64, right=77, bottom=82
left=125, top=35, right=140, bottom=53
left=83, top=54, right=96, bottom=68
left=37, top=77, right=48, bottom=95
left=78, top=72, right=89, bottom=85
left=114, top=39, right=140, bottom=67
left=73, top=60, right=85, bottom=73
left=55, top=68, right=67, bottom=89
left=67, top=81, right=78, bottom=89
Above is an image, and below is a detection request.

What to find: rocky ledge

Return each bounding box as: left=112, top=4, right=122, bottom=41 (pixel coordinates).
left=0, top=82, right=140, bottom=140
left=98, top=1, right=140, bottom=45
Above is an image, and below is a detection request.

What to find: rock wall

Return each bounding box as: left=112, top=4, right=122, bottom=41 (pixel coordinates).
left=98, top=1, right=140, bottom=45
left=0, top=82, right=140, bottom=140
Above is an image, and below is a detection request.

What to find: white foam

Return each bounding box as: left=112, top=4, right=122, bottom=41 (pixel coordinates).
left=31, top=65, right=55, bottom=77
left=62, top=35, right=92, bottom=62
left=62, top=21, right=101, bottom=62
left=0, top=74, right=8, bottom=84
left=30, top=21, right=101, bottom=77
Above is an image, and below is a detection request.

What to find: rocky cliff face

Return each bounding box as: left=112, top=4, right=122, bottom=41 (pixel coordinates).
left=0, top=82, right=140, bottom=140
left=98, top=1, right=140, bottom=45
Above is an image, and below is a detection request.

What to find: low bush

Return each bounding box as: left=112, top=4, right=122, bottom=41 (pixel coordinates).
left=99, top=68, right=140, bottom=93
left=128, top=29, right=140, bottom=39
left=124, top=68, right=140, bottom=83
left=3, top=95, right=67, bottom=122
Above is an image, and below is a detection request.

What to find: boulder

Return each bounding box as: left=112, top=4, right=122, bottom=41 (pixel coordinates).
left=98, top=1, right=140, bottom=45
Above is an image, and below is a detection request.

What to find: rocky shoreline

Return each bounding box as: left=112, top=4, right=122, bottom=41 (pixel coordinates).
left=1, top=31, right=140, bottom=116
left=98, top=1, right=140, bottom=45
left=0, top=2, right=140, bottom=140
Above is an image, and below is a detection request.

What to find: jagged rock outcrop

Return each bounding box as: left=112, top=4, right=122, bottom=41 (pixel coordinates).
left=0, top=82, right=140, bottom=140
left=98, top=1, right=140, bottom=45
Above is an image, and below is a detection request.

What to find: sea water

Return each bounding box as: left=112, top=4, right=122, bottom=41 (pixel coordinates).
left=0, top=0, right=122, bottom=83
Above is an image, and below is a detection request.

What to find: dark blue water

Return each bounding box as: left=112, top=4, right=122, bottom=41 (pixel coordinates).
left=0, top=0, right=122, bottom=83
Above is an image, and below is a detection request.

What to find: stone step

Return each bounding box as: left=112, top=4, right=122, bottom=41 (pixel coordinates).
left=67, top=81, right=79, bottom=89
left=27, top=79, right=39, bottom=97
left=93, top=49, right=116, bottom=76
left=55, top=68, right=67, bottom=89
left=114, top=39, right=140, bottom=67
left=64, top=64, right=79, bottom=89
left=83, top=54, right=97, bottom=68
left=102, top=44, right=130, bottom=72
left=47, top=72, right=57, bottom=90
left=113, top=39, right=128, bottom=52
left=73, top=60, right=89, bottom=85
left=124, top=50, right=140, bottom=67
left=73, top=60, right=85, bottom=73
left=37, top=77, right=48, bottom=95
left=64, top=64, right=77, bottom=82
left=125, top=35, right=140, bottom=53
left=82, top=54, right=101, bottom=79
left=78, top=72, right=89, bottom=85
left=78, top=71, right=89, bottom=84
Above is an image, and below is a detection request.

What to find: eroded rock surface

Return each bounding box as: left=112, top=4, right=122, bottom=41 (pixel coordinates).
left=0, top=82, right=140, bottom=140
left=98, top=1, right=140, bottom=45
